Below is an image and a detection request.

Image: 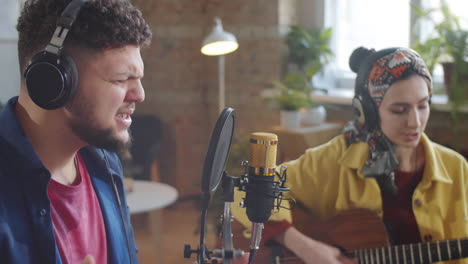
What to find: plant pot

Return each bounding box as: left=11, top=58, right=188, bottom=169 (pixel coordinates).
left=280, top=110, right=301, bottom=129
left=302, top=105, right=327, bottom=126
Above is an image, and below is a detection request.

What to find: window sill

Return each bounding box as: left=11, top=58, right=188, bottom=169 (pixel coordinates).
left=312, top=89, right=468, bottom=113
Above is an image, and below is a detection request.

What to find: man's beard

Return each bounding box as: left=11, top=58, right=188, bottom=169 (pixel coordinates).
left=66, top=96, right=132, bottom=154
left=71, top=122, right=131, bottom=154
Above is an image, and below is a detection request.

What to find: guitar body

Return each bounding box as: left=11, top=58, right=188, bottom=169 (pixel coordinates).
left=233, top=208, right=468, bottom=263
left=292, top=208, right=389, bottom=252
left=232, top=208, right=390, bottom=263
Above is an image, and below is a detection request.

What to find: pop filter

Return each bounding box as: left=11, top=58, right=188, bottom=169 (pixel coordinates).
left=201, top=107, right=235, bottom=200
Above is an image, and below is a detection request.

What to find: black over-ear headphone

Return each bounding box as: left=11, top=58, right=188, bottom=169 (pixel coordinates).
left=351, top=48, right=398, bottom=130
left=23, top=0, right=88, bottom=110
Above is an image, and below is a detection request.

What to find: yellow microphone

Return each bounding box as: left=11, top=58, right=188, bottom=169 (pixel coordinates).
left=245, top=132, right=278, bottom=264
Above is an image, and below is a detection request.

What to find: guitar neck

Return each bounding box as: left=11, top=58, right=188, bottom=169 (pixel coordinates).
left=352, top=238, right=468, bottom=263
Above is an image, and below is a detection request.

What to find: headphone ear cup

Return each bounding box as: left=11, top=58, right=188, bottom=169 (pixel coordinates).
left=352, top=96, right=366, bottom=125
left=59, top=52, right=79, bottom=101
left=353, top=94, right=379, bottom=130
left=24, top=51, right=78, bottom=110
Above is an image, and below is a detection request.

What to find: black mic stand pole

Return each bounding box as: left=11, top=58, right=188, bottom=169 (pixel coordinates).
left=183, top=184, right=213, bottom=263
left=198, top=191, right=210, bottom=264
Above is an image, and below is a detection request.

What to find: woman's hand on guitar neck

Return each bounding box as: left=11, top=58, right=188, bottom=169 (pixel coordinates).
left=277, top=226, right=357, bottom=264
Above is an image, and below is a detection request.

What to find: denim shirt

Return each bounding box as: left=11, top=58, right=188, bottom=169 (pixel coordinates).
left=0, top=97, right=139, bottom=264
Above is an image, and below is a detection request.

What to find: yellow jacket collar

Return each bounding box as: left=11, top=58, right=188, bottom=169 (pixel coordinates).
left=419, top=133, right=452, bottom=184
left=338, top=133, right=452, bottom=184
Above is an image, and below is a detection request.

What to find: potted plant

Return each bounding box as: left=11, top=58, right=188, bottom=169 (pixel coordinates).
left=267, top=25, right=333, bottom=128
left=412, top=0, right=468, bottom=154
left=412, top=0, right=468, bottom=101
left=412, top=2, right=468, bottom=84
left=269, top=73, right=315, bottom=129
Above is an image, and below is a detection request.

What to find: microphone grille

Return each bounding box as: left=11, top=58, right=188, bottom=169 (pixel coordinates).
left=249, top=132, right=278, bottom=175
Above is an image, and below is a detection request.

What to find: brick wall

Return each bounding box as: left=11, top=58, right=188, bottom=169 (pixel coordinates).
left=133, top=0, right=294, bottom=197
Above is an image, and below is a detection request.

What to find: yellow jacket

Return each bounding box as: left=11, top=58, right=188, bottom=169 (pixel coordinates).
left=232, top=133, right=468, bottom=263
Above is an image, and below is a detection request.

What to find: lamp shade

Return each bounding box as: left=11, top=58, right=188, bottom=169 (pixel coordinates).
left=201, top=17, right=238, bottom=56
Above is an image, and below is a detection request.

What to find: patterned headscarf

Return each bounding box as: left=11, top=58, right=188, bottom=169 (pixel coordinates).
left=343, top=47, right=432, bottom=195
left=366, top=48, right=432, bottom=106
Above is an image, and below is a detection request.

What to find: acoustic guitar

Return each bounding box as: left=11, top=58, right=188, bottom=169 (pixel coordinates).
left=232, top=208, right=468, bottom=264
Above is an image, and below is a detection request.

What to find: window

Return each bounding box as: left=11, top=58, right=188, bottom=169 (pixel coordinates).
left=322, top=0, right=468, bottom=91
left=0, top=0, right=21, bottom=103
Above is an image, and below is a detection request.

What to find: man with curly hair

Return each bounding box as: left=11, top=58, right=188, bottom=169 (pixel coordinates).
left=0, top=0, right=152, bottom=263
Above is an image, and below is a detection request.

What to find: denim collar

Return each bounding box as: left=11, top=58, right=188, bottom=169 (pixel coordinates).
left=0, top=96, right=120, bottom=180
left=0, top=96, right=44, bottom=172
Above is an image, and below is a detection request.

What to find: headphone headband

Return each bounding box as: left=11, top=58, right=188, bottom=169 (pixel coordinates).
left=46, top=0, right=88, bottom=55
left=61, top=0, right=88, bottom=25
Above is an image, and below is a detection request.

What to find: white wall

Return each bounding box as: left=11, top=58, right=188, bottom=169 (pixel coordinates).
left=0, top=0, right=21, bottom=104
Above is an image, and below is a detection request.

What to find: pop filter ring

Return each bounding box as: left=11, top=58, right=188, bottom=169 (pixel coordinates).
left=201, top=107, right=235, bottom=200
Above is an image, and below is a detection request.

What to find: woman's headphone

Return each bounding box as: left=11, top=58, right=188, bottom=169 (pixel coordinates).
left=351, top=48, right=398, bottom=130
left=23, top=0, right=88, bottom=110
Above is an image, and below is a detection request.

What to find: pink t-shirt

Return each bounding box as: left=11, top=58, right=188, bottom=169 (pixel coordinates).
left=47, top=153, right=108, bottom=264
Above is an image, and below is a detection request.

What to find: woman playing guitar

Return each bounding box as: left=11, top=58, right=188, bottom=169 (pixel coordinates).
left=232, top=47, right=468, bottom=264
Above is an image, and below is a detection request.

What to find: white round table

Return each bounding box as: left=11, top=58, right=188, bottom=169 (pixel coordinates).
left=126, top=180, right=178, bottom=214
left=126, top=180, right=178, bottom=263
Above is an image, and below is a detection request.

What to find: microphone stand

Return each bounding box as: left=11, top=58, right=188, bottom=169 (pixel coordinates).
left=220, top=162, right=291, bottom=264
left=184, top=171, right=245, bottom=264
left=184, top=163, right=292, bottom=264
